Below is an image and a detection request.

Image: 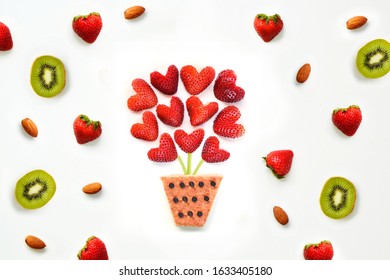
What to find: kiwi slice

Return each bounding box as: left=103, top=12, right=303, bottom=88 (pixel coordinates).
left=320, top=176, right=356, bottom=219
left=15, top=169, right=56, bottom=209
left=356, top=39, right=390, bottom=78
left=30, top=55, right=66, bottom=97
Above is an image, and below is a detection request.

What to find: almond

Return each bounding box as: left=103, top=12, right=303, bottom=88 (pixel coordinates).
left=21, top=118, right=38, bottom=137
left=273, top=206, right=289, bottom=225
left=25, top=235, right=46, bottom=249
left=124, top=6, right=145, bottom=20
left=346, top=16, right=367, bottom=30
left=296, top=63, right=311, bottom=83
left=82, top=182, right=102, bottom=194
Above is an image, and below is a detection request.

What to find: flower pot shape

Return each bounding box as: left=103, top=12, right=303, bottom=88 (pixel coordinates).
left=161, top=174, right=223, bottom=227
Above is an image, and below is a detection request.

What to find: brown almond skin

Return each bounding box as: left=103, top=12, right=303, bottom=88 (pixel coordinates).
left=296, top=63, right=311, bottom=83
left=83, top=182, right=102, bottom=194
left=21, top=118, right=38, bottom=137
left=25, top=235, right=46, bottom=249
left=346, top=16, right=367, bottom=30
left=273, top=206, right=289, bottom=225
left=124, top=6, right=145, bottom=19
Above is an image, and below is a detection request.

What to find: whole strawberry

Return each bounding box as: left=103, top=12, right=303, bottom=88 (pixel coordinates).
left=263, top=150, right=293, bottom=179
left=73, top=114, right=102, bottom=144
left=72, top=12, right=102, bottom=44
left=332, top=105, right=362, bottom=136
left=254, top=14, right=283, bottom=42
left=0, top=22, right=13, bottom=51
left=78, top=236, right=108, bottom=260
left=303, top=240, right=334, bottom=260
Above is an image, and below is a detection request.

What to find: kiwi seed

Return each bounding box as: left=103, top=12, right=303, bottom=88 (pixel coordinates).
left=30, top=55, right=66, bottom=97
left=356, top=38, right=390, bottom=79
left=15, top=169, right=56, bottom=209
left=320, top=176, right=356, bottom=219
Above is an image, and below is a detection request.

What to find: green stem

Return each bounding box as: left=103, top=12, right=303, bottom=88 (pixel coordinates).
left=192, top=159, right=204, bottom=175
left=186, top=153, right=192, bottom=175
left=178, top=156, right=187, bottom=174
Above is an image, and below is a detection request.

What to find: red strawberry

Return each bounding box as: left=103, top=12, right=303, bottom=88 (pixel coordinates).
left=73, top=114, right=102, bottom=144
left=180, top=65, right=216, bottom=95
left=213, top=106, right=245, bottom=138
left=201, top=136, right=230, bottom=163
left=263, top=150, right=293, bottom=179
left=156, top=96, right=184, bottom=127
left=186, top=96, right=218, bottom=126
left=131, top=111, right=159, bottom=141
left=174, top=128, right=205, bottom=153
left=72, top=12, right=102, bottom=44
left=0, top=22, right=13, bottom=51
left=150, top=65, right=179, bottom=95
left=332, top=105, right=362, bottom=136
left=254, top=14, right=283, bottom=42
left=213, top=70, right=245, bottom=103
left=303, top=240, right=334, bottom=260
left=127, top=78, right=158, bottom=112
left=78, top=236, right=108, bottom=260
left=148, top=133, right=178, bottom=162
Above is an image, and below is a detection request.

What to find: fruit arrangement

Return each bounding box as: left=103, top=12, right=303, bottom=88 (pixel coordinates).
left=1, top=3, right=387, bottom=260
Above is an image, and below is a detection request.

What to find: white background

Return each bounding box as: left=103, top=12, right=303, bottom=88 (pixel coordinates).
left=0, top=0, right=390, bottom=260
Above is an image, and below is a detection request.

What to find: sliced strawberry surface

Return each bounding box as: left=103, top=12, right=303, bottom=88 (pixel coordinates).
left=150, top=65, right=179, bottom=95
left=131, top=111, right=159, bottom=141
left=201, top=136, right=230, bottom=163
left=186, top=96, right=218, bottom=126
left=174, top=128, right=205, bottom=154
left=180, top=65, right=215, bottom=95
left=148, top=133, right=178, bottom=162
left=156, top=96, right=184, bottom=127
left=213, top=106, right=245, bottom=138
left=127, top=78, right=158, bottom=112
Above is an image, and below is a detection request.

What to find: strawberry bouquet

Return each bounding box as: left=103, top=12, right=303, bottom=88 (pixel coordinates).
left=128, top=65, right=245, bottom=227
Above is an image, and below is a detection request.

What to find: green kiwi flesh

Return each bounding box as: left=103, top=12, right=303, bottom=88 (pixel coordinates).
left=320, top=176, right=356, bottom=219
left=30, top=55, right=66, bottom=97
left=15, top=169, right=56, bottom=209
left=356, top=39, right=390, bottom=78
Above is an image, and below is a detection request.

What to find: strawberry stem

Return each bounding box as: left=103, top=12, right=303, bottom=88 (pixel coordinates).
left=186, top=153, right=192, bottom=175
left=178, top=156, right=187, bottom=174
left=192, top=159, right=204, bottom=175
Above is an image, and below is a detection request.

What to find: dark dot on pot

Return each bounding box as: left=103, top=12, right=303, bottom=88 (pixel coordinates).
left=204, top=196, right=209, bottom=201
left=180, top=182, right=185, bottom=188
left=189, top=181, right=195, bottom=187
left=198, top=182, right=204, bottom=187
left=187, top=211, right=193, bottom=217
left=210, top=180, right=216, bottom=187
left=178, top=212, right=184, bottom=218
left=169, top=183, right=174, bottom=189
left=197, top=211, right=203, bottom=217
left=173, top=197, right=179, bottom=203
left=192, top=197, right=197, bottom=202
left=182, top=196, right=188, bottom=202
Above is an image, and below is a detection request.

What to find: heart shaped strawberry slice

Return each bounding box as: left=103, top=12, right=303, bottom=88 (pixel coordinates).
left=186, top=96, right=218, bottom=126
left=180, top=65, right=216, bottom=95
left=201, top=136, right=230, bottom=163
left=174, top=128, right=205, bottom=153
left=150, top=65, right=179, bottom=95
left=214, top=69, right=245, bottom=103
left=156, top=96, right=184, bottom=127
left=130, top=111, right=159, bottom=141
left=127, top=78, right=158, bottom=112
left=148, top=133, right=178, bottom=162
left=213, top=106, right=245, bottom=138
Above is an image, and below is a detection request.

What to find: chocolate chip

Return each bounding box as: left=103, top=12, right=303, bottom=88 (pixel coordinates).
left=204, top=196, right=209, bottom=201
left=192, top=197, right=197, bottom=202
left=169, top=183, right=174, bottom=189
left=210, top=180, right=216, bottom=187
left=197, top=211, right=203, bottom=217
left=198, top=182, right=204, bottom=187
left=179, top=182, right=185, bottom=188
left=189, top=181, right=195, bottom=187
left=173, top=197, right=179, bottom=203
left=178, top=212, right=184, bottom=218
left=182, top=196, right=188, bottom=202
left=187, top=211, right=193, bottom=217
